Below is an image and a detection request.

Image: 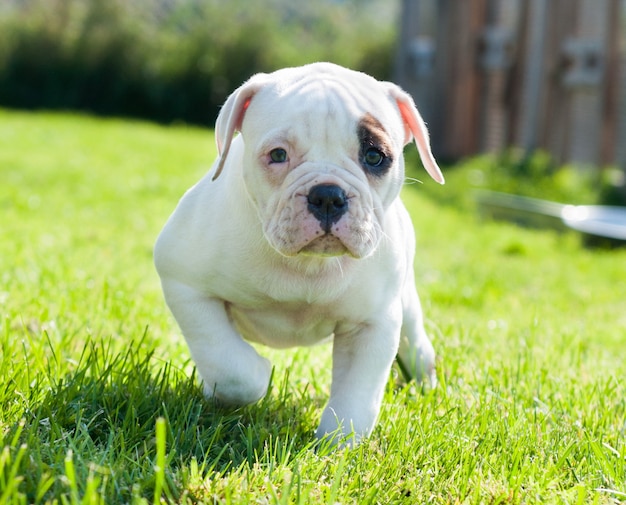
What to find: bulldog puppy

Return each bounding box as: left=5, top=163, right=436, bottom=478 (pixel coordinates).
left=154, top=62, right=444, bottom=445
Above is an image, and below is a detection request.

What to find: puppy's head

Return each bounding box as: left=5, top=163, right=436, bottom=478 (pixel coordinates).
left=213, top=63, right=443, bottom=259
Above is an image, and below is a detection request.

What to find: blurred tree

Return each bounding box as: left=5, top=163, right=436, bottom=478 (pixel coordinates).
left=0, top=0, right=399, bottom=124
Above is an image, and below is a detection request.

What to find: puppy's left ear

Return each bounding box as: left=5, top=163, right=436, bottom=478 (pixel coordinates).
left=212, top=75, right=267, bottom=180
left=386, top=85, right=445, bottom=185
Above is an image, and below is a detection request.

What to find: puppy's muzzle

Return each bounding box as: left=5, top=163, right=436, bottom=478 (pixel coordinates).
left=307, top=184, right=348, bottom=233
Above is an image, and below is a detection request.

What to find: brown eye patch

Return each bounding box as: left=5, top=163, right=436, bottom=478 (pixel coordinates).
left=357, top=113, right=394, bottom=177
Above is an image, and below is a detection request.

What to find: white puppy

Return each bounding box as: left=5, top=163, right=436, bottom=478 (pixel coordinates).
left=154, top=62, right=444, bottom=445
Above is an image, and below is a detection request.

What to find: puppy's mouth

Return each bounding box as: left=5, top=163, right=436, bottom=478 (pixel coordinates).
left=300, top=234, right=349, bottom=257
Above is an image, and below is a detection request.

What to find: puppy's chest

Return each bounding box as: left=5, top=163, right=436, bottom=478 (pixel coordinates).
left=227, top=303, right=347, bottom=349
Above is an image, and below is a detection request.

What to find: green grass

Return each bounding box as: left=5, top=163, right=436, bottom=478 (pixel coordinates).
left=1, top=109, right=625, bottom=504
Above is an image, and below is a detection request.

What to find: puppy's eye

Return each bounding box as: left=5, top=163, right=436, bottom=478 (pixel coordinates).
left=269, top=148, right=288, bottom=164
left=364, top=147, right=385, bottom=167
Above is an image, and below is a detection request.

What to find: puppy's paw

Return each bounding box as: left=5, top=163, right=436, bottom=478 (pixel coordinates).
left=397, top=335, right=437, bottom=388
left=314, top=428, right=361, bottom=451
left=201, top=354, right=272, bottom=406
left=315, top=405, right=374, bottom=448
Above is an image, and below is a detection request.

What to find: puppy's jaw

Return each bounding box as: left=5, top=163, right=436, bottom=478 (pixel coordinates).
left=300, top=235, right=348, bottom=257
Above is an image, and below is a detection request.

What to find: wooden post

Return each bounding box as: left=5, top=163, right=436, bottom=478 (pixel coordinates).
left=518, top=0, right=549, bottom=157
left=600, top=0, right=622, bottom=166
left=565, top=0, right=609, bottom=166
left=480, top=0, right=520, bottom=153
left=436, top=0, right=486, bottom=159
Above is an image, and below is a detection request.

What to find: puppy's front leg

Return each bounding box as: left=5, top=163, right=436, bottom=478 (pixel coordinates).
left=160, top=279, right=272, bottom=405
left=316, top=317, right=400, bottom=445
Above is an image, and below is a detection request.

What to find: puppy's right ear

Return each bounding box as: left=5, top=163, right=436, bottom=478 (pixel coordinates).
left=212, top=76, right=266, bottom=180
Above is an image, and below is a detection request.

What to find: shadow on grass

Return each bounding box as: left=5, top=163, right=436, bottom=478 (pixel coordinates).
left=8, top=335, right=317, bottom=502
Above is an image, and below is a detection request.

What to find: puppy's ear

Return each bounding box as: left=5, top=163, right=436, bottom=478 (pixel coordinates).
left=386, top=85, right=445, bottom=185
left=212, top=76, right=266, bottom=180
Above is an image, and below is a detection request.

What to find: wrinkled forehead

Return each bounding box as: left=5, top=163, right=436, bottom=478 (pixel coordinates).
left=242, top=72, right=402, bottom=146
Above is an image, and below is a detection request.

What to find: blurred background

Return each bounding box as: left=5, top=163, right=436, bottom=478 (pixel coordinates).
left=1, top=0, right=625, bottom=205
left=397, top=0, right=626, bottom=178
left=0, top=0, right=398, bottom=125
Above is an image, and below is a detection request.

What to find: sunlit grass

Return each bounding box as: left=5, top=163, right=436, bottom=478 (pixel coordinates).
left=1, top=109, right=624, bottom=503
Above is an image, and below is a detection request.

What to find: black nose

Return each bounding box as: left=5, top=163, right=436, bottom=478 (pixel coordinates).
left=307, top=184, right=348, bottom=232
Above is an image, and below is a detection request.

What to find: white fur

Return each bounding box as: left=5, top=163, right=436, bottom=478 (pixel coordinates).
left=154, top=62, right=443, bottom=445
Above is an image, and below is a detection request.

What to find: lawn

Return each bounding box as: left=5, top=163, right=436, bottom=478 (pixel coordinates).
left=0, top=109, right=625, bottom=504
